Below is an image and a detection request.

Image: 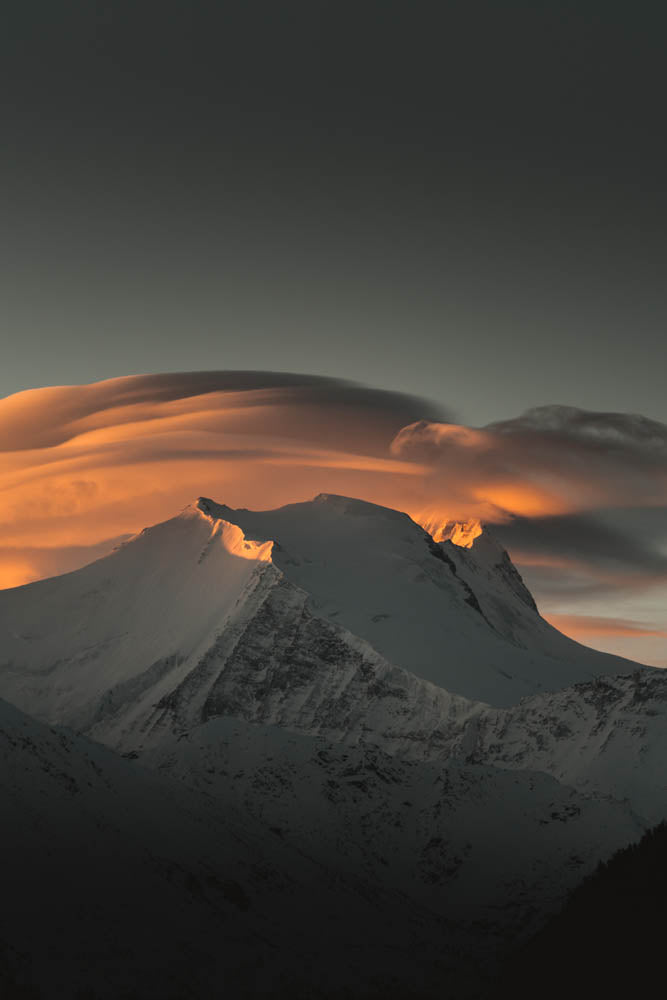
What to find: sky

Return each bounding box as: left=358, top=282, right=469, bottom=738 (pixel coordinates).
left=1, top=2, right=666, bottom=664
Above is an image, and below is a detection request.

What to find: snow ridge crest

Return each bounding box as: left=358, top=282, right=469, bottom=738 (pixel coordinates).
left=189, top=498, right=274, bottom=562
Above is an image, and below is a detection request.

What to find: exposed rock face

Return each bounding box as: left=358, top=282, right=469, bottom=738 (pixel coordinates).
left=141, top=715, right=641, bottom=935
left=445, top=670, right=667, bottom=825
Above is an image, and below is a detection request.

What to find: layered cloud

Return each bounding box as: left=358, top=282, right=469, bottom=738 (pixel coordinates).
left=1, top=376, right=666, bottom=665
left=391, top=407, right=667, bottom=579
left=544, top=614, right=667, bottom=639
left=392, top=408, right=667, bottom=664
left=391, top=406, right=667, bottom=521
left=0, top=371, right=448, bottom=586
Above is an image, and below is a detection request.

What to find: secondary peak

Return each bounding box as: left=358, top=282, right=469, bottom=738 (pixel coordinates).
left=417, top=514, right=483, bottom=548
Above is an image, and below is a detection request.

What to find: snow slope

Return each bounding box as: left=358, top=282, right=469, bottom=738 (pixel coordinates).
left=197, top=494, right=638, bottom=703
left=0, top=694, right=290, bottom=998
left=0, top=505, right=278, bottom=729
left=0, top=494, right=659, bottom=810
left=1, top=693, right=642, bottom=999
left=143, top=715, right=641, bottom=931
left=0, top=490, right=634, bottom=716
left=0, top=493, right=643, bottom=755
left=445, top=670, right=667, bottom=825
left=0, top=696, right=482, bottom=999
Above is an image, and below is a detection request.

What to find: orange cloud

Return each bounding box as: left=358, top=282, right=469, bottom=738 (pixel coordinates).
left=545, top=613, right=667, bottom=639
left=0, top=372, right=446, bottom=584
left=1, top=367, right=666, bottom=680
left=391, top=409, right=667, bottom=524
left=0, top=558, right=38, bottom=590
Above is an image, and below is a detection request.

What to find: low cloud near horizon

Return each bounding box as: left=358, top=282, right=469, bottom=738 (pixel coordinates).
left=1, top=372, right=666, bottom=665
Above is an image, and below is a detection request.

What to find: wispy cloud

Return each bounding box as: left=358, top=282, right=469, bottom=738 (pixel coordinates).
left=544, top=613, right=667, bottom=639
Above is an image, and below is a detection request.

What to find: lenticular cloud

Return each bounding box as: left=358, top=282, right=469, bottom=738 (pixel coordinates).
left=0, top=371, right=445, bottom=587
left=2, top=373, right=667, bottom=629
left=391, top=406, right=667, bottom=522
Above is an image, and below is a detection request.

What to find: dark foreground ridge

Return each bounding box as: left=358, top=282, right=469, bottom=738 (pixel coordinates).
left=497, top=821, right=667, bottom=1000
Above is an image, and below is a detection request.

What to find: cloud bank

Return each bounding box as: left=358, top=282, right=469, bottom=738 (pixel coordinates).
left=392, top=407, right=667, bottom=664
left=1, top=377, right=665, bottom=664
left=0, top=371, right=448, bottom=587
left=392, top=406, right=667, bottom=520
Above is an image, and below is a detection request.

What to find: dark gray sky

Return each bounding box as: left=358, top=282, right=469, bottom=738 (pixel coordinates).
left=2, top=0, right=667, bottom=426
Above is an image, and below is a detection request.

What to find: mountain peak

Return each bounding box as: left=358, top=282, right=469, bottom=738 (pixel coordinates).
left=312, top=492, right=348, bottom=504
left=311, top=493, right=413, bottom=523
left=197, top=492, right=414, bottom=526
left=195, top=496, right=229, bottom=518
left=0, top=491, right=639, bottom=720
left=419, top=515, right=483, bottom=548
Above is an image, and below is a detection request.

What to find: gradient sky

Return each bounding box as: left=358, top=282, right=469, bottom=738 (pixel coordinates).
left=3, top=1, right=667, bottom=424
left=2, top=2, right=666, bottom=664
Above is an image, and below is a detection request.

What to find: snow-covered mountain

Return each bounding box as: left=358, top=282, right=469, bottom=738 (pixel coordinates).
left=0, top=492, right=664, bottom=996
left=0, top=695, right=484, bottom=999
left=1, top=491, right=658, bottom=821
left=445, top=670, right=667, bottom=825
left=143, top=715, right=641, bottom=929
left=0, top=694, right=319, bottom=997
left=196, top=495, right=638, bottom=701
left=0, top=494, right=638, bottom=742
left=0, top=693, right=641, bottom=999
